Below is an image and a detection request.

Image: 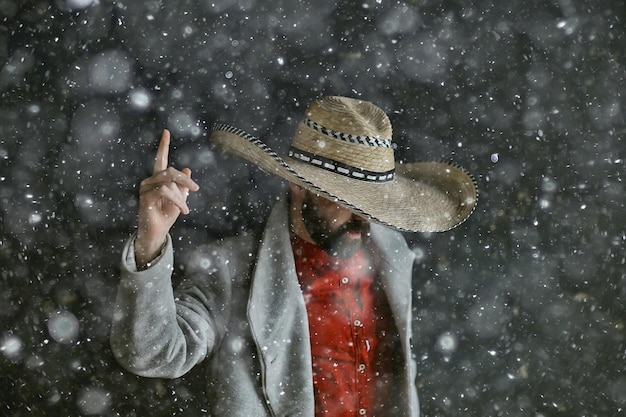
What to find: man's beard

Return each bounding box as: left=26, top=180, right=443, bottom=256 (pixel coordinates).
left=301, top=193, right=370, bottom=259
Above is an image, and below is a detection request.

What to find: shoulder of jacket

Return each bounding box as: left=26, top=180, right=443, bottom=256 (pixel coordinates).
left=370, top=223, right=415, bottom=265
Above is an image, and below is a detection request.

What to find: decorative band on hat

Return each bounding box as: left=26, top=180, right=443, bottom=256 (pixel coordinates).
left=289, top=147, right=395, bottom=182
left=303, top=119, right=393, bottom=148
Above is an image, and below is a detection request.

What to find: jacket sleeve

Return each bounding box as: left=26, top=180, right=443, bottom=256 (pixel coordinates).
left=110, top=234, right=217, bottom=378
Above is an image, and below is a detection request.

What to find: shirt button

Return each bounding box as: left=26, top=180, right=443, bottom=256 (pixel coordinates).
left=358, top=363, right=366, bottom=371
left=341, top=277, right=349, bottom=284
left=354, top=319, right=362, bottom=327
left=359, top=409, right=367, bottom=415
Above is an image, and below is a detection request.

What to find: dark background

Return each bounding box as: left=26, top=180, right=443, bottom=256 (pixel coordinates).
left=1, top=0, right=625, bottom=415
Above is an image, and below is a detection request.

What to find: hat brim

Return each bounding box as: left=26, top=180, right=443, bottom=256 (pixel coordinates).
left=211, top=124, right=478, bottom=232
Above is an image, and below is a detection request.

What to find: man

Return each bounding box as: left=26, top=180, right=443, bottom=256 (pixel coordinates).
left=110, top=96, right=477, bottom=416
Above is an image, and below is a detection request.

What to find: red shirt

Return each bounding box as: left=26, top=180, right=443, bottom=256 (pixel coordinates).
left=292, top=233, right=402, bottom=416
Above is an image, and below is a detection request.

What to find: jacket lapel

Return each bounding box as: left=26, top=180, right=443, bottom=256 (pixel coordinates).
left=369, top=224, right=415, bottom=357
left=369, top=224, right=417, bottom=414
left=247, top=200, right=315, bottom=416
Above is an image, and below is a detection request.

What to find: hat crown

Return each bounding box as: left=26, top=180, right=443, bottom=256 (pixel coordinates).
left=290, top=96, right=396, bottom=183
left=307, top=96, right=392, bottom=140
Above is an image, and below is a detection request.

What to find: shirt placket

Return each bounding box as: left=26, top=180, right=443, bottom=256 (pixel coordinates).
left=340, top=271, right=370, bottom=417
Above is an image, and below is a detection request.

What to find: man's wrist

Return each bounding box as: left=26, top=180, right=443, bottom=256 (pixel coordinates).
left=134, top=236, right=167, bottom=271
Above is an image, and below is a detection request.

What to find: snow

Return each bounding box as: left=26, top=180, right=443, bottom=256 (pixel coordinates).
left=76, top=386, right=112, bottom=415
left=65, top=0, right=96, bottom=11
left=47, top=310, right=80, bottom=345
left=1, top=334, right=23, bottom=360
left=87, top=50, right=133, bottom=94
left=1, top=0, right=625, bottom=415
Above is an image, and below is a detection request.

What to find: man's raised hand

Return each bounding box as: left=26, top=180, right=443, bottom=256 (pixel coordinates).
left=134, top=129, right=200, bottom=269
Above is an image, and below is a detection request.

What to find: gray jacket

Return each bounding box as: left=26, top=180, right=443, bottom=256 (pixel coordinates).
left=111, top=200, right=419, bottom=416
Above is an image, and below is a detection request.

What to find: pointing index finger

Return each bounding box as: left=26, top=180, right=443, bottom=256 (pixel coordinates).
left=153, top=129, right=171, bottom=174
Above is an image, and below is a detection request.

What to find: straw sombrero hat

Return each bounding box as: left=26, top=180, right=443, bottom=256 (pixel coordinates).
left=210, top=96, right=477, bottom=233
